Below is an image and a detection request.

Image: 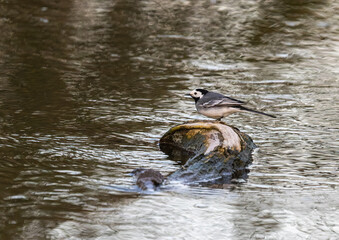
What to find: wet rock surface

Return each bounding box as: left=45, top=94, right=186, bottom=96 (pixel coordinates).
left=160, top=120, right=256, bottom=185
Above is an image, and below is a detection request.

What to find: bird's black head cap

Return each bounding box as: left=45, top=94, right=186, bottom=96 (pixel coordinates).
left=196, top=89, right=209, bottom=95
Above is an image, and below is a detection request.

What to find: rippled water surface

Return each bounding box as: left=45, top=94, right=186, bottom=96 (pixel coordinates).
left=0, top=0, right=338, bottom=239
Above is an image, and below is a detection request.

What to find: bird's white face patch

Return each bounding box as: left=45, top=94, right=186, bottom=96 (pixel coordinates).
left=190, top=90, right=203, bottom=99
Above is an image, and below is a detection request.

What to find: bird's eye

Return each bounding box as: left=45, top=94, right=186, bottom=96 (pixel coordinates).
left=194, top=92, right=197, bottom=95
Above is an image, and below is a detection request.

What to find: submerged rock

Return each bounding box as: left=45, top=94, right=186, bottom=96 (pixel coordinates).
left=159, top=120, right=256, bottom=185
left=132, top=168, right=165, bottom=190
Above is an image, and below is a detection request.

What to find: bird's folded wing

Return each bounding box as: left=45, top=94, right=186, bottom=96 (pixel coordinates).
left=202, top=97, right=244, bottom=108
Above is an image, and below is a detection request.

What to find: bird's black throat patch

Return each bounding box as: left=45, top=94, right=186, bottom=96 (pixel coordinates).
left=192, top=96, right=200, bottom=103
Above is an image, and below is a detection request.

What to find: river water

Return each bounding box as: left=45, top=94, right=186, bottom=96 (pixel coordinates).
left=0, top=0, right=338, bottom=239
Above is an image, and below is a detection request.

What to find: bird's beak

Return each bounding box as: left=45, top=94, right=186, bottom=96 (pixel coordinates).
left=185, top=93, right=191, bottom=98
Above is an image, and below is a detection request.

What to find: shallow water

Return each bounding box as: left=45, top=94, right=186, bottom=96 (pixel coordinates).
left=0, top=0, right=338, bottom=239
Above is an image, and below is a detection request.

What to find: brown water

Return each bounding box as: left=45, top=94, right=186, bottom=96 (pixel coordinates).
left=0, top=0, right=338, bottom=239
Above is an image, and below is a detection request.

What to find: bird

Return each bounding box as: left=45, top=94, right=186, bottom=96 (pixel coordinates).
left=186, top=89, right=276, bottom=120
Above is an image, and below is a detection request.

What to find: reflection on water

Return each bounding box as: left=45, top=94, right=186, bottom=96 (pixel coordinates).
left=0, top=0, right=338, bottom=239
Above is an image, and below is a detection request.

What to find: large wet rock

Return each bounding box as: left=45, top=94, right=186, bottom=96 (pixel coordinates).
left=159, top=120, right=256, bottom=185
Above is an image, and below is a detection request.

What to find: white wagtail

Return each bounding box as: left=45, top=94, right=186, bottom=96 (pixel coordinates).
left=186, top=89, right=276, bottom=120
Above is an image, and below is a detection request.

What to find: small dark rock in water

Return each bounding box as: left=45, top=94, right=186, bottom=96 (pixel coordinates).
left=132, top=168, right=165, bottom=190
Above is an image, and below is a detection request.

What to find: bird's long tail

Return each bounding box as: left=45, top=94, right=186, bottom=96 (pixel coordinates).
left=238, top=106, right=276, bottom=118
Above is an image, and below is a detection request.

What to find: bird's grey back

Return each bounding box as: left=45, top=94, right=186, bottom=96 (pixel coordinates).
left=197, top=91, right=245, bottom=106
